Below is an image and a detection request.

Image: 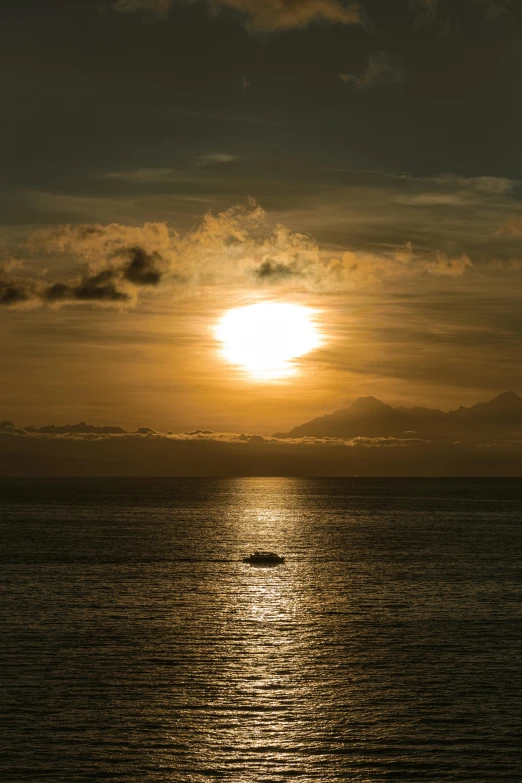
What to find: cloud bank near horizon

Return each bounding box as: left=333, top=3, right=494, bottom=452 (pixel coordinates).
left=0, top=417, right=424, bottom=446
left=2, top=417, right=522, bottom=477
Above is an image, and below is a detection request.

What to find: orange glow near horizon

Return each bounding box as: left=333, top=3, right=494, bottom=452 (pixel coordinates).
left=214, top=302, right=321, bottom=381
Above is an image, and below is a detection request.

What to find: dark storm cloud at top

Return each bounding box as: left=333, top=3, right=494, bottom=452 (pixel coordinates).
left=3, top=0, right=522, bottom=204
left=1, top=0, right=521, bottom=280
left=0, top=0, right=520, bottom=259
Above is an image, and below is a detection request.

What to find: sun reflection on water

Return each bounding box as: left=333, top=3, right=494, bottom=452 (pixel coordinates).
left=203, top=479, right=318, bottom=775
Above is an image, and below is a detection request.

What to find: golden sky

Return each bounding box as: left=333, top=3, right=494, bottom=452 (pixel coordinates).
left=2, top=0, right=522, bottom=444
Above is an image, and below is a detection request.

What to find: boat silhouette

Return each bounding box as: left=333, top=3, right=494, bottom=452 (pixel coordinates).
left=243, top=551, right=285, bottom=566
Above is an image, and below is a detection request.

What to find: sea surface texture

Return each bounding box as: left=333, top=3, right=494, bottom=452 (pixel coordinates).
left=1, top=478, right=521, bottom=782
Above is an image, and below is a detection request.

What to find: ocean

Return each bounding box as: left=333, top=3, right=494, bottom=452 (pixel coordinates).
left=1, top=478, right=521, bottom=782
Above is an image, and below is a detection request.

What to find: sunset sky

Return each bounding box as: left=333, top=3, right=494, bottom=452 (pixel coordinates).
left=3, top=0, right=522, bottom=439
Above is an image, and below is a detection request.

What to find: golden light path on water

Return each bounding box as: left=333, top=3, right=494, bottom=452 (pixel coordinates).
left=195, top=479, right=322, bottom=777
left=214, top=302, right=322, bottom=380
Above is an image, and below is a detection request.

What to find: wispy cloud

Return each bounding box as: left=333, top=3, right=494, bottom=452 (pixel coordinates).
left=394, top=173, right=519, bottom=207
left=339, top=52, right=404, bottom=89
left=431, top=174, right=517, bottom=195
left=102, top=154, right=238, bottom=182
left=195, top=153, right=239, bottom=167
left=112, top=0, right=171, bottom=19
left=103, top=167, right=183, bottom=183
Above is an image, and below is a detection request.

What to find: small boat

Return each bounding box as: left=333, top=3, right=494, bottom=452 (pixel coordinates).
left=243, top=551, right=285, bottom=565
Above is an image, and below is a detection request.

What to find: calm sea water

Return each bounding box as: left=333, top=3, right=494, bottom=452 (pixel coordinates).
left=1, top=478, right=521, bottom=782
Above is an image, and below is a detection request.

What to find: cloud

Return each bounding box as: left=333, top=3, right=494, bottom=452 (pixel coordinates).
left=470, top=0, right=512, bottom=19
left=195, top=153, right=238, bottom=167
left=43, top=271, right=133, bottom=304
left=0, top=200, right=474, bottom=309
left=102, top=167, right=182, bottom=183
left=33, top=422, right=127, bottom=435
left=255, top=259, right=302, bottom=281
left=111, top=0, right=362, bottom=30
left=410, top=0, right=438, bottom=26
left=339, top=52, right=404, bottom=89
left=322, top=244, right=472, bottom=286
left=31, top=223, right=173, bottom=305
left=394, top=173, right=518, bottom=207
left=111, top=0, right=517, bottom=31
left=102, top=154, right=238, bottom=181
left=38, top=243, right=168, bottom=305
left=174, top=205, right=472, bottom=290
left=0, top=418, right=426, bottom=446
left=499, top=216, right=522, bottom=236
left=118, top=245, right=166, bottom=285
left=1, top=224, right=175, bottom=308
left=112, top=0, right=171, bottom=19
left=30, top=221, right=174, bottom=262
left=0, top=262, right=42, bottom=308
left=431, top=174, right=517, bottom=196
left=410, top=0, right=518, bottom=27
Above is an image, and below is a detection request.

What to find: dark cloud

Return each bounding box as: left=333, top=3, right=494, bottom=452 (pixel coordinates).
left=0, top=266, right=41, bottom=307
left=119, top=247, right=164, bottom=286
left=339, top=52, right=404, bottom=89
left=36, top=422, right=127, bottom=435
left=254, top=259, right=301, bottom=281
left=0, top=281, right=35, bottom=306
left=44, top=271, right=132, bottom=304
left=0, top=233, right=170, bottom=308
left=0, top=268, right=133, bottom=308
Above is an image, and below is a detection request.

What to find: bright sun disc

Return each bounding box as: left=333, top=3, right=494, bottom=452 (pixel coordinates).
left=215, top=302, right=321, bottom=380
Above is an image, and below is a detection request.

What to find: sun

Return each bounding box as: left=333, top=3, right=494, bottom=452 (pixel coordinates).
left=214, top=302, right=321, bottom=380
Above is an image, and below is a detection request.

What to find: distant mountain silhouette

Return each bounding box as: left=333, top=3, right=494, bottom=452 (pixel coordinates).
left=275, top=392, right=522, bottom=441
